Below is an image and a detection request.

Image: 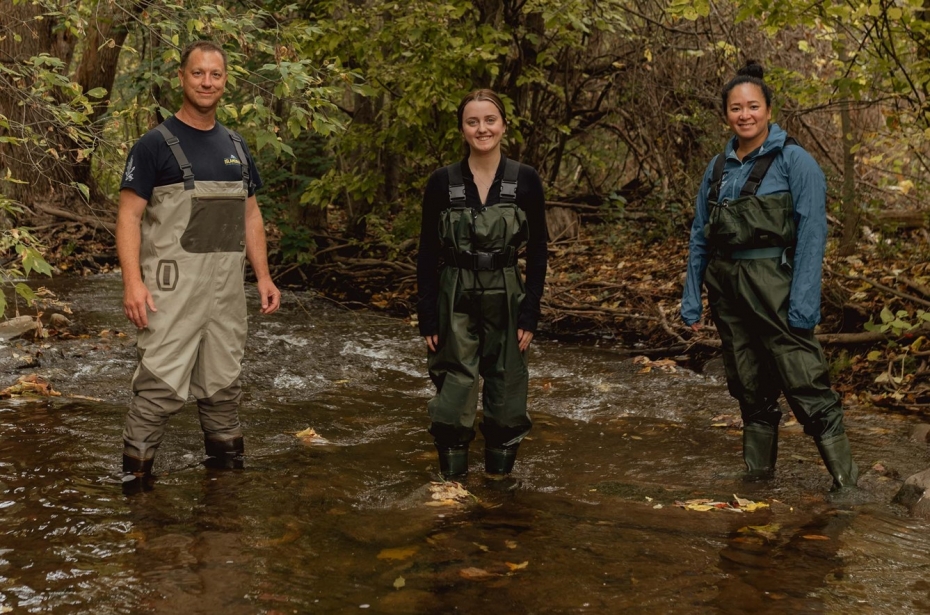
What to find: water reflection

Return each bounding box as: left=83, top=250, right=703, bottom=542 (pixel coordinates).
left=0, top=275, right=927, bottom=613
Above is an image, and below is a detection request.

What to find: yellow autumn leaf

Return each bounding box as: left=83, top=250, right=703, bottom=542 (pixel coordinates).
left=377, top=546, right=419, bottom=560
left=506, top=561, right=529, bottom=571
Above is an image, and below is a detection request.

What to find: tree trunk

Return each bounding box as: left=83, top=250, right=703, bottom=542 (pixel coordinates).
left=0, top=3, right=76, bottom=208
left=71, top=2, right=144, bottom=203
left=838, top=46, right=860, bottom=256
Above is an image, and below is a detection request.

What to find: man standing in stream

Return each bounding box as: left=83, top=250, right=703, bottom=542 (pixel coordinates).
left=116, top=40, right=280, bottom=493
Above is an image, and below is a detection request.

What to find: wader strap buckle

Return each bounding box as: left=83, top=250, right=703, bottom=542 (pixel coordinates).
left=729, top=246, right=794, bottom=271
left=443, top=247, right=516, bottom=270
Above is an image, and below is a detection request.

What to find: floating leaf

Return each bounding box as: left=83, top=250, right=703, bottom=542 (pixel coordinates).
left=393, top=576, right=405, bottom=590
left=505, top=561, right=529, bottom=571
left=459, top=567, right=495, bottom=580
left=802, top=535, right=830, bottom=541
left=294, top=427, right=329, bottom=444
left=377, top=546, right=418, bottom=561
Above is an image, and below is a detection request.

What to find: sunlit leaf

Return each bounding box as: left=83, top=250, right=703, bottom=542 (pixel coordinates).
left=377, top=546, right=418, bottom=561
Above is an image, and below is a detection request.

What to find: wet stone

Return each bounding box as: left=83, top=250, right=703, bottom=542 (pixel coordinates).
left=911, top=424, right=930, bottom=444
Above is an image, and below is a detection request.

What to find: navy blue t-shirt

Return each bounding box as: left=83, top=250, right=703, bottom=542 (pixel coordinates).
left=120, top=115, right=262, bottom=200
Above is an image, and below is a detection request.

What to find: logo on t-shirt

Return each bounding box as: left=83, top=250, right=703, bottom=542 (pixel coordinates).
left=124, top=156, right=135, bottom=182
left=224, top=154, right=242, bottom=166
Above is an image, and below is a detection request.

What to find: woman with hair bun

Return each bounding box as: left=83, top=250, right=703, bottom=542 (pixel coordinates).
left=681, top=61, right=858, bottom=492
left=416, top=89, right=548, bottom=482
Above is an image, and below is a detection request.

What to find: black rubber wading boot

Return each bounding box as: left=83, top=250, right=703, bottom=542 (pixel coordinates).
left=742, top=423, right=778, bottom=482
left=483, top=444, right=522, bottom=492
left=121, top=455, right=155, bottom=495
left=436, top=443, right=468, bottom=479
left=204, top=436, right=245, bottom=470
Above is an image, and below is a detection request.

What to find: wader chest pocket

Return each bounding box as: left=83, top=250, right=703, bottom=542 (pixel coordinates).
left=705, top=192, right=795, bottom=251
left=181, top=194, right=246, bottom=253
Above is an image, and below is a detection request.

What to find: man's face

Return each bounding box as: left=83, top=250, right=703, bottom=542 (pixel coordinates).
left=178, top=49, right=227, bottom=113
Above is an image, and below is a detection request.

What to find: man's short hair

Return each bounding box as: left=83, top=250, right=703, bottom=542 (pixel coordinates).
left=180, top=41, right=228, bottom=71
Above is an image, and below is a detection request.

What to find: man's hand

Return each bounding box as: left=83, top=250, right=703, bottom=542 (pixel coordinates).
left=123, top=279, right=156, bottom=329
left=425, top=334, right=438, bottom=353
left=257, top=277, right=280, bottom=315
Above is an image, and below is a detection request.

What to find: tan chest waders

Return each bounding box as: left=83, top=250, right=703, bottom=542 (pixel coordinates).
left=122, top=124, right=250, bottom=478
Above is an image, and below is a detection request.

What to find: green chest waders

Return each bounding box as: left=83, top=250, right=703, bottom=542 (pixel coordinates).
left=428, top=159, right=532, bottom=477
left=702, top=141, right=856, bottom=489
left=122, top=124, right=250, bottom=480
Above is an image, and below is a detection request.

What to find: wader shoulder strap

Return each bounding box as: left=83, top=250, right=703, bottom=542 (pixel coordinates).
left=499, top=158, right=519, bottom=203
left=446, top=162, right=466, bottom=204
left=446, top=158, right=520, bottom=205
left=154, top=123, right=195, bottom=191
left=225, top=128, right=251, bottom=191
left=708, top=136, right=799, bottom=201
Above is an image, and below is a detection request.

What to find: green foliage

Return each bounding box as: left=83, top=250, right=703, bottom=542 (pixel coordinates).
left=864, top=307, right=930, bottom=336
left=0, top=198, right=52, bottom=318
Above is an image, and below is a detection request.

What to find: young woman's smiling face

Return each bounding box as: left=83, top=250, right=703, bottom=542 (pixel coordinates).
left=460, top=99, right=505, bottom=154
left=726, top=83, right=771, bottom=148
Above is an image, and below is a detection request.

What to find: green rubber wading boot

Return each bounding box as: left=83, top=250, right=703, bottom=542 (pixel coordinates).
left=204, top=436, right=245, bottom=470
left=121, top=455, right=155, bottom=495
left=742, top=423, right=778, bottom=482
left=484, top=444, right=519, bottom=476
left=436, top=443, right=469, bottom=479
left=815, top=433, right=859, bottom=491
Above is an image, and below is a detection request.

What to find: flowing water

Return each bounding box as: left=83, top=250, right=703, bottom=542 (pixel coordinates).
left=0, top=275, right=929, bottom=614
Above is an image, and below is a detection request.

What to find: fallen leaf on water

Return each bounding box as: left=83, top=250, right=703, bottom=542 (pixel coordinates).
left=732, top=495, right=770, bottom=512
left=676, top=496, right=767, bottom=513
left=802, top=535, right=830, bottom=541
left=459, top=567, right=495, bottom=580
left=428, top=481, right=471, bottom=503
left=0, top=374, right=61, bottom=398
left=505, top=561, right=529, bottom=571
left=631, top=356, right=678, bottom=373
left=474, top=543, right=489, bottom=552
left=293, top=427, right=328, bottom=445
left=377, top=546, right=419, bottom=560
left=393, top=576, right=405, bottom=590
left=505, top=540, right=517, bottom=549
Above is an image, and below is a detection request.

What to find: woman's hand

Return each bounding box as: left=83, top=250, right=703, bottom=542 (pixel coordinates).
left=517, top=329, right=534, bottom=352
left=425, top=335, right=439, bottom=353
left=690, top=322, right=702, bottom=332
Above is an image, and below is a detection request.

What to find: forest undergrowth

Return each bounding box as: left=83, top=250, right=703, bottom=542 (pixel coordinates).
left=26, top=209, right=930, bottom=419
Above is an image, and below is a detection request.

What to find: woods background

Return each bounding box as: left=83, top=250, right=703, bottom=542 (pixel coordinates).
left=2, top=0, right=930, bottom=409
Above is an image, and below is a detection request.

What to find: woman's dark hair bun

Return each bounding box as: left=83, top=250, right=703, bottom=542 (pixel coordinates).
left=737, top=60, right=764, bottom=80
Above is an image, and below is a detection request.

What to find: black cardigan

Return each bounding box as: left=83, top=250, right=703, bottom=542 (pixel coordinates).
left=416, top=155, right=548, bottom=336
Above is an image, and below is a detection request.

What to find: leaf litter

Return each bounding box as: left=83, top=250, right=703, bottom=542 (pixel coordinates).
left=675, top=494, right=769, bottom=513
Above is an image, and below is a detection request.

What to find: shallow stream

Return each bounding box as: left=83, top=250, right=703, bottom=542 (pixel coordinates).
left=0, top=275, right=928, bottom=614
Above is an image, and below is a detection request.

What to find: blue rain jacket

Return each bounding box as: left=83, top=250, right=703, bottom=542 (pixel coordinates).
left=681, top=123, right=828, bottom=330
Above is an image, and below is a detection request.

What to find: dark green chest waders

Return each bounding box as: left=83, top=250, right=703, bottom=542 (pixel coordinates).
left=427, top=159, right=532, bottom=479
left=702, top=139, right=857, bottom=490
left=122, top=124, right=250, bottom=492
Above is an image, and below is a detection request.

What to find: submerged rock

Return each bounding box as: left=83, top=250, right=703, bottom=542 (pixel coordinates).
left=892, top=468, right=930, bottom=518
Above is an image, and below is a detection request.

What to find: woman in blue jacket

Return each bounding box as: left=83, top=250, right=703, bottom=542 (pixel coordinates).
left=681, top=61, right=857, bottom=491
